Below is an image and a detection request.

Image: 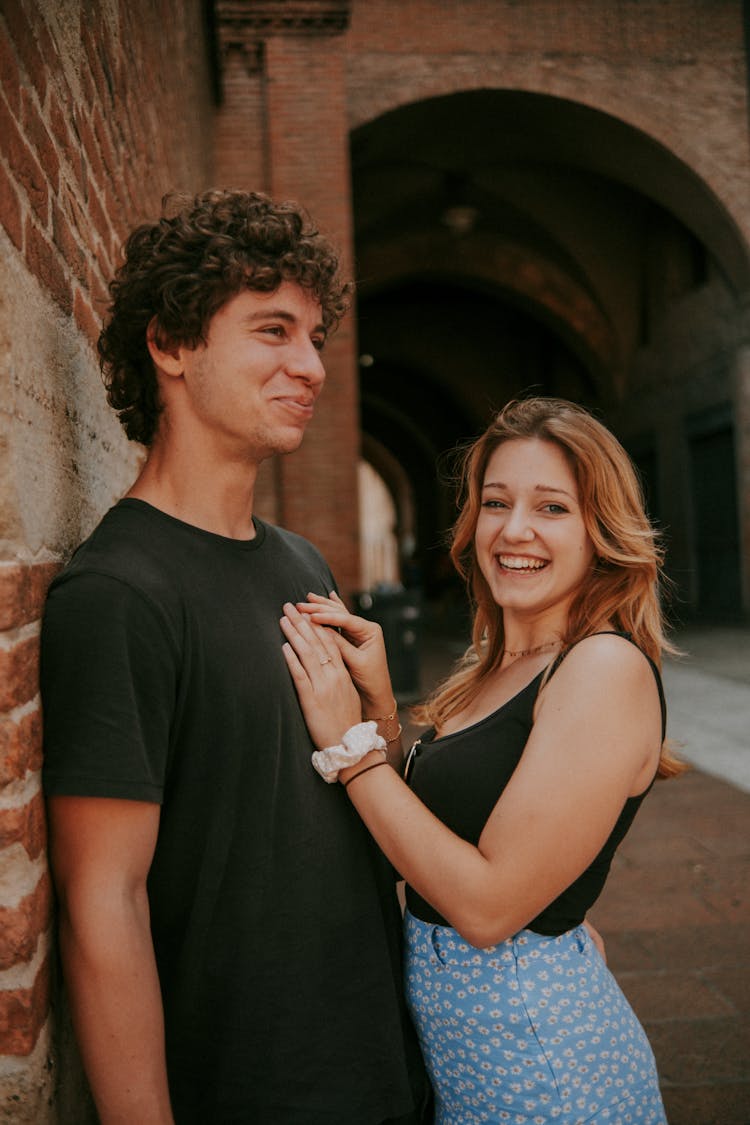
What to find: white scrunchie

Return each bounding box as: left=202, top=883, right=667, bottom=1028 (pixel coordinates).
left=311, top=721, right=387, bottom=784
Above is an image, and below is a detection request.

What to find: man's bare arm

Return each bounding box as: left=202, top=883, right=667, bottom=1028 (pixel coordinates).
left=47, top=796, right=174, bottom=1125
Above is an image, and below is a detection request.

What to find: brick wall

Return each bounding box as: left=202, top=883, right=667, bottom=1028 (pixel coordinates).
left=0, top=1, right=213, bottom=1117
left=345, top=0, right=750, bottom=255
left=340, top=0, right=750, bottom=611
left=264, top=32, right=360, bottom=597
left=214, top=7, right=362, bottom=595
left=0, top=560, right=56, bottom=1116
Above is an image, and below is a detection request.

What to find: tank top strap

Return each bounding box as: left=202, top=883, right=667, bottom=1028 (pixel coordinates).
left=547, top=631, right=666, bottom=741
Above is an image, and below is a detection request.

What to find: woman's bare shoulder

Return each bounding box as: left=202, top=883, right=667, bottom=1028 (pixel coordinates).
left=540, top=632, right=658, bottom=708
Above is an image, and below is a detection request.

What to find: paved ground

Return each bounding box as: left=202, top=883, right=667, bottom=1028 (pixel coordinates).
left=662, top=624, right=750, bottom=793
left=401, top=618, right=750, bottom=1125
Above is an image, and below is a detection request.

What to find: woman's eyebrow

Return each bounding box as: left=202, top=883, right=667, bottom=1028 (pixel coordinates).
left=534, top=484, right=575, bottom=500
left=481, top=481, right=576, bottom=501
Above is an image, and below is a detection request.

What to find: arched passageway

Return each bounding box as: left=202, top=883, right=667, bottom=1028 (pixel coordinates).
left=352, top=89, right=750, bottom=619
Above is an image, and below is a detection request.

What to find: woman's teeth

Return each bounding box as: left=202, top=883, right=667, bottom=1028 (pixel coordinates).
left=498, top=556, right=547, bottom=571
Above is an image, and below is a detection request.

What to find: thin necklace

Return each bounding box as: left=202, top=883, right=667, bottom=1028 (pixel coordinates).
left=503, top=640, right=560, bottom=658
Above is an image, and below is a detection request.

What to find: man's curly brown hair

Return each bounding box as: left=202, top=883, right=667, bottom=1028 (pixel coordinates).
left=98, top=189, right=352, bottom=446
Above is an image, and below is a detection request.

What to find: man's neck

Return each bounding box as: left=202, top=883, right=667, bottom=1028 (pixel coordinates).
left=127, top=438, right=260, bottom=541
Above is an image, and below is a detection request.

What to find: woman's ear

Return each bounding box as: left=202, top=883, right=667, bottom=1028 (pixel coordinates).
left=146, top=316, right=185, bottom=378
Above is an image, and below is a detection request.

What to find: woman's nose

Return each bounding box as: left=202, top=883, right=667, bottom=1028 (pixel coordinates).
left=502, top=506, right=535, bottom=541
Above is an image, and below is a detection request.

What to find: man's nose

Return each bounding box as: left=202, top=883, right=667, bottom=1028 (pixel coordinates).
left=288, top=338, right=326, bottom=388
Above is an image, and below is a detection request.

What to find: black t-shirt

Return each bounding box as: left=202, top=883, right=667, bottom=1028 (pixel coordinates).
left=42, top=500, right=425, bottom=1124
left=405, top=636, right=666, bottom=935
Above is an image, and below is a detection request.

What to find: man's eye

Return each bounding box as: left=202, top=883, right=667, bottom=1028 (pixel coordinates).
left=262, top=325, right=285, bottom=338
left=312, top=336, right=326, bottom=352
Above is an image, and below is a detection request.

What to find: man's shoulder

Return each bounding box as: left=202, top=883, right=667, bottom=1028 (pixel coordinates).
left=51, top=501, right=180, bottom=602
left=262, top=520, right=332, bottom=574
left=265, top=520, right=325, bottom=558
left=43, top=504, right=185, bottom=658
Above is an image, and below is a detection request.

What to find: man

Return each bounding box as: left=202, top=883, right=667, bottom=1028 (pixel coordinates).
left=41, top=190, right=427, bottom=1124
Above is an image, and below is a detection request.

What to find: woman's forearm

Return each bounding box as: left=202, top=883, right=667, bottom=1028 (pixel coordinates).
left=341, top=760, right=520, bottom=946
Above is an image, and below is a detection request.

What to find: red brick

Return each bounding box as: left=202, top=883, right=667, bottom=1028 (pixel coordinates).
left=0, top=160, right=23, bottom=252
left=32, top=565, right=59, bottom=619
left=662, top=1083, right=750, bottom=1125
left=25, top=2, right=58, bottom=80
left=24, top=217, right=72, bottom=315
left=0, top=17, right=21, bottom=117
left=2, top=1, right=47, bottom=104
left=73, top=288, right=101, bottom=351
left=52, top=199, right=86, bottom=285
left=103, top=186, right=127, bottom=255
left=0, top=954, right=50, bottom=1056
left=88, top=262, right=111, bottom=315
left=620, top=970, right=735, bottom=1022
left=72, top=107, right=101, bottom=185
left=48, top=91, right=86, bottom=191
left=648, top=1016, right=749, bottom=1086
left=61, top=182, right=93, bottom=255
left=0, top=560, right=59, bottom=630
left=121, top=160, right=140, bottom=219
left=703, top=965, right=750, bottom=1015
left=15, top=542, right=52, bottom=617
left=82, top=22, right=114, bottom=109
left=113, top=88, right=139, bottom=157
left=0, top=707, right=42, bottom=785
left=0, top=565, right=29, bottom=629
left=77, top=48, right=96, bottom=106
left=85, top=175, right=112, bottom=251
left=0, top=95, right=48, bottom=223
left=0, top=873, right=51, bottom=972
left=20, top=86, right=60, bottom=193
left=0, top=633, right=40, bottom=713
left=89, top=243, right=113, bottom=299
left=92, top=105, right=119, bottom=181
left=0, top=791, right=47, bottom=861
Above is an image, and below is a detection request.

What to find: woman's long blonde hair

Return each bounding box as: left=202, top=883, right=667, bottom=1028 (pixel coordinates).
left=416, top=397, right=684, bottom=778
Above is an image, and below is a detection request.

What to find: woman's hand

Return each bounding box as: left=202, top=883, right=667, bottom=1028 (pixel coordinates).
left=583, top=919, right=607, bottom=963
left=294, top=592, right=395, bottom=715
left=280, top=601, right=362, bottom=751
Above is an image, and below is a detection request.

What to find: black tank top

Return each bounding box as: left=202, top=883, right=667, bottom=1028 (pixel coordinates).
left=405, top=633, right=667, bottom=935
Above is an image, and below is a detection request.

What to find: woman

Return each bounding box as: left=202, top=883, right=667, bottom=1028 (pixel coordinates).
left=281, top=397, right=680, bottom=1124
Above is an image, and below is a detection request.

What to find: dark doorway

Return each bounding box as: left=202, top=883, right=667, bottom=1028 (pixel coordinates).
left=688, top=408, right=742, bottom=618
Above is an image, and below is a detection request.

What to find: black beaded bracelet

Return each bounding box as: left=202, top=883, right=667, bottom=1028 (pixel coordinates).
left=342, top=760, right=389, bottom=789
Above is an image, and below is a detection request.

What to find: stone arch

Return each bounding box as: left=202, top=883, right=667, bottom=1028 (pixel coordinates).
left=351, top=90, right=750, bottom=296
left=358, top=231, right=620, bottom=393
left=361, top=434, right=416, bottom=558
left=351, top=86, right=750, bottom=610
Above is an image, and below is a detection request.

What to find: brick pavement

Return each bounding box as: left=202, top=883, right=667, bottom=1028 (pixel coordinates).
left=590, top=768, right=750, bottom=1124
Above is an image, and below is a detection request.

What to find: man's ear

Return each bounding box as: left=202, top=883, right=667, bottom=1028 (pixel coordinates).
left=146, top=316, right=185, bottom=378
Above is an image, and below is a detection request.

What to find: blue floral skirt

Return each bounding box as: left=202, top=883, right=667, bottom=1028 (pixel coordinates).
left=404, top=910, right=667, bottom=1124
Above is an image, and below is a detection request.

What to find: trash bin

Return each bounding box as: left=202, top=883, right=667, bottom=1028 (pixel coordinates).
left=354, top=584, right=422, bottom=701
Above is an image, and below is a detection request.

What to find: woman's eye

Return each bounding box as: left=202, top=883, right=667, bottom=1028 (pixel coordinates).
left=543, top=503, right=568, bottom=514
left=481, top=499, right=507, bottom=509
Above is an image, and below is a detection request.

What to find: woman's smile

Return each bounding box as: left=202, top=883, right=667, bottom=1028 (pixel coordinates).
left=496, top=553, right=549, bottom=572
left=475, top=437, right=594, bottom=621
